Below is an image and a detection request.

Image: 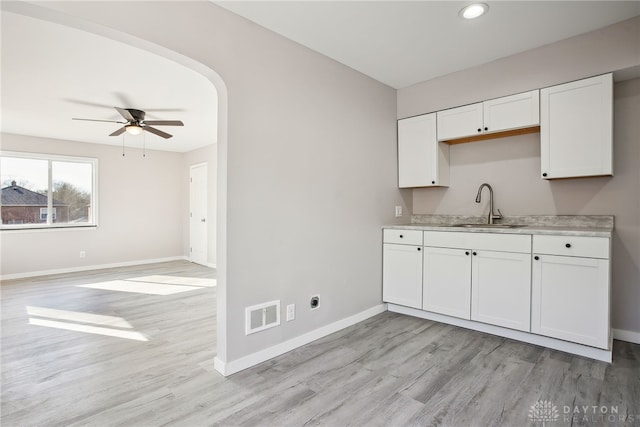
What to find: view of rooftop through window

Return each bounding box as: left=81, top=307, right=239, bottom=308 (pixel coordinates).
left=0, top=153, right=96, bottom=228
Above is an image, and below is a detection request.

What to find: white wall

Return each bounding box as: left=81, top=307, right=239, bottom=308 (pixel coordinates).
left=183, top=144, right=217, bottom=267
left=0, top=133, right=185, bottom=276
left=24, top=1, right=405, bottom=365
left=397, top=17, right=640, bottom=334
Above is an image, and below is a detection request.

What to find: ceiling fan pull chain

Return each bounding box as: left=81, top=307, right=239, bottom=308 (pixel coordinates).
left=143, top=131, right=146, bottom=158
left=122, top=133, right=125, bottom=157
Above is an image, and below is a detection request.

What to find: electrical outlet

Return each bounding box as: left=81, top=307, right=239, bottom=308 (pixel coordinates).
left=310, top=295, right=320, bottom=310
left=286, top=304, right=295, bottom=321
left=79, top=251, right=86, bottom=258
left=395, top=206, right=403, bottom=217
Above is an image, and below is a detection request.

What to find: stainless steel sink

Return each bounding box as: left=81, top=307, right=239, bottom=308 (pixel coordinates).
left=451, top=224, right=527, bottom=229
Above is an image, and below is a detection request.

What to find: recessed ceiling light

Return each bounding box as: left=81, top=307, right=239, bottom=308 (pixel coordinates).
left=459, top=3, right=489, bottom=20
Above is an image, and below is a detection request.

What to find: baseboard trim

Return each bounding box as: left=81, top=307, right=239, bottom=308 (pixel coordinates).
left=388, top=304, right=612, bottom=363
left=215, top=304, right=387, bottom=376
left=0, top=256, right=189, bottom=281
left=613, top=328, right=640, bottom=344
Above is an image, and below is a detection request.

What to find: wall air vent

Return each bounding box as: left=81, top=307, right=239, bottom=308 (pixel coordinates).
left=245, top=300, right=280, bottom=335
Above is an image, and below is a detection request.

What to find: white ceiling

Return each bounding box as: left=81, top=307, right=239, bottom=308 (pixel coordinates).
left=1, top=11, right=218, bottom=153
left=215, top=1, right=640, bottom=89
left=2, top=2, right=638, bottom=153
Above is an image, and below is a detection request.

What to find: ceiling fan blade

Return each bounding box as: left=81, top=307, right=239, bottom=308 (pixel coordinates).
left=115, top=107, right=135, bottom=122
left=143, top=126, right=172, bottom=139
left=142, top=120, right=184, bottom=126
left=109, top=127, right=127, bottom=136
left=73, top=118, right=125, bottom=124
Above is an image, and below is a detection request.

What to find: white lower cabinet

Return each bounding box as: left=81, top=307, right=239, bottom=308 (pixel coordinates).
left=422, top=246, right=471, bottom=319
left=422, top=232, right=531, bottom=330
left=471, top=250, right=531, bottom=332
left=531, top=235, right=611, bottom=349
left=382, top=228, right=612, bottom=359
left=382, top=243, right=423, bottom=309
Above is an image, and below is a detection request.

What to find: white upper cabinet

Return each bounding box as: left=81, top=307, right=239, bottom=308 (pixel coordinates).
left=483, top=90, right=540, bottom=134
left=436, top=103, right=483, bottom=141
left=540, top=73, right=613, bottom=179
left=436, top=90, right=540, bottom=141
left=397, top=113, right=450, bottom=188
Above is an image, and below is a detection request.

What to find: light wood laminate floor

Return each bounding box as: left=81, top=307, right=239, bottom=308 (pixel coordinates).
left=2, top=260, right=639, bottom=426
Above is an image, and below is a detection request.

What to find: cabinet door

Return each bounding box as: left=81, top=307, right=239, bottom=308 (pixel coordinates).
left=540, top=74, right=613, bottom=179
left=483, top=90, right=539, bottom=134
left=383, top=243, right=423, bottom=309
left=531, top=254, right=610, bottom=349
left=398, top=114, right=449, bottom=188
left=436, top=103, right=483, bottom=141
left=471, top=250, right=531, bottom=332
left=423, top=246, right=471, bottom=319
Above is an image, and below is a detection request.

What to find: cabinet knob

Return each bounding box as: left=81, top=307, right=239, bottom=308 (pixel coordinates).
left=477, top=128, right=482, bottom=133
left=472, top=252, right=477, bottom=256
left=465, top=251, right=470, bottom=256
left=484, top=127, right=488, bottom=131
left=399, top=235, right=403, bottom=238
left=534, top=256, right=539, bottom=261
left=432, top=180, right=436, bottom=184
left=565, top=243, right=571, bottom=248
left=542, top=173, right=548, bottom=177
left=417, top=247, right=421, bottom=251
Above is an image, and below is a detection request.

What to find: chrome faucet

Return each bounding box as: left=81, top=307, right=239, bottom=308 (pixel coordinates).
left=475, top=183, right=503, bottom=224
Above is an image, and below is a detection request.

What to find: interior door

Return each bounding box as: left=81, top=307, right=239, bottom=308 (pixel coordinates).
left=190, top=163, right=208, bottom=266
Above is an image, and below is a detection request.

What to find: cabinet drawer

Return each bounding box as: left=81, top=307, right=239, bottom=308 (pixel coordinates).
left=533, top=235, right=609, bottom=259
left=423, top=231, right=530, bottom=253
left=383, top=229, right=423, bottom=245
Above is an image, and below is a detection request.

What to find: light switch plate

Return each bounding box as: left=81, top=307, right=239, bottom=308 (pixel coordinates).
left=395, top=206, right=403, bottom=217
left=286, top=304, right=295, bottom=321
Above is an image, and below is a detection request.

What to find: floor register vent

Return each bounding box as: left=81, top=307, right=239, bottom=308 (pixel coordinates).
left=245, top=300, right=280, bottom=335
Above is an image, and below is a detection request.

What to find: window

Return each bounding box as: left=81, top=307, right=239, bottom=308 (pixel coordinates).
left=39, top=207, right=57, bottom=221
left=1, top=152, right=98, bottom=229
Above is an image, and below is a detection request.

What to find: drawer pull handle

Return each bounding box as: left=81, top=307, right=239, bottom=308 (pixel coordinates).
left=534, top=256, right=539, bottom=261
left=399, top=235, right=403, bottom=238
left=565, top=243, right=571, bottom=248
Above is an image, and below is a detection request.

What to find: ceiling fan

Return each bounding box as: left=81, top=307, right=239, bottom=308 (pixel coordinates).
left=73, top=107, right=183, bottom=139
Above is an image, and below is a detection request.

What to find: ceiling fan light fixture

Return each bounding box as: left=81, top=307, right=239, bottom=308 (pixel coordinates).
left=125, top=124, right=143, bottom=135
left=459, top=3, right=489, bottom=20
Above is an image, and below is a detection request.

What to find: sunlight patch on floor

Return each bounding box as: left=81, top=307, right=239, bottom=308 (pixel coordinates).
left=130, top=275, right=217, bottom=287
left=26, top=306, right=133, bottom=328
left=26, top=306, right=147, bottom=341
left=29, top=318, right=148, bottom=341
left=77, top=279, right=212, bottom=295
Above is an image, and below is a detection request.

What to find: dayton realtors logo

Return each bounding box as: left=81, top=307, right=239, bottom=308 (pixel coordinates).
left=528, top=400, right=637, bottom=424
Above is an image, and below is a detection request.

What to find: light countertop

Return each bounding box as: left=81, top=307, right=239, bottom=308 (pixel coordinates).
left=384, top=215, right=613, bottom=238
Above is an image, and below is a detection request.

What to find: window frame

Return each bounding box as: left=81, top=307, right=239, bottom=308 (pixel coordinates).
left=1, top=151, right=99, bottom=230
left=39, top=207, right=57, bottom=221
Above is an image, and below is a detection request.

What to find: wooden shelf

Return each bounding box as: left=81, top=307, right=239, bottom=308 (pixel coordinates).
left=443, top=126, right=540, bottom=145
